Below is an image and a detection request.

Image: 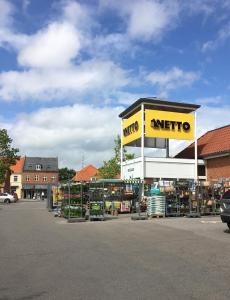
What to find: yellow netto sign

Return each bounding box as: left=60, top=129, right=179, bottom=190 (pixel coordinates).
left=122, top=110, right=142, bottom=145
left=145, top=109, right=194, bottom=140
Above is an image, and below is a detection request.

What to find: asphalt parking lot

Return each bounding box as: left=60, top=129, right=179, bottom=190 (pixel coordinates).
left=0, top=201, right=230, bottom=300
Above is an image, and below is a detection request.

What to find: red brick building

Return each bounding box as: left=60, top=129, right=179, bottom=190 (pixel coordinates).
left=22, top=157, right=58, bottom=199
left=176, top=125, right=230, bottom=181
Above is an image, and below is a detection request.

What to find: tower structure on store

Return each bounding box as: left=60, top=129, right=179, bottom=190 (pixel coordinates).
left=119, top=97, right=200, bottom=189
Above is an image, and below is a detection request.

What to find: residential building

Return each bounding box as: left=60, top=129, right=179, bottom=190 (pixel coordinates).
left=72, top=164, right=99, bottom=182
left=10, top=157, right=25, bottom=199
left=0, top=173, right=10, bottom=193
left=22, top=157, right=58, bottom=199
left=176, top=124, right=230, bottom=181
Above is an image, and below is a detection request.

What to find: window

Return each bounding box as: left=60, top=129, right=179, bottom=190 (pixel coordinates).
left=198, top=165, right=206, bottom=176
left=43, top=176, right=47, bottom=182
left=36, top=164, right=42, bottom=171
left=51, top=176, right=56, bottom=182
left=14, top=175, right=18, bottom=182
left=34, top=175, right=39, bottom=181
left=26, top=175, right=30, bottom=181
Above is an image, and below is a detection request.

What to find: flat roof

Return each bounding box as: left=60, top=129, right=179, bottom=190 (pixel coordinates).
left=119, top=97, right=200, bottom=118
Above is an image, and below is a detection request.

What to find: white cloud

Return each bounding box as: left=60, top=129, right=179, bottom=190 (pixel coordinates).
left=202, top=22, right=230, bottom=52
left=6, top=104, right=123, bottom=169
left=196, top=96, right=223, bottom=105
left=180, top=0, right=216, bottom=16
left=0, top=59, right=131, bottom=101
left=3, top=102, right=228, bottom=168
left=0, top=0, right=29, bottom=49
left=146, top=67, right=200, bottom=95
left=0, top=0, right=13, bottom=27
left=126, top=0, right=179, bottom=41
left=18, top=22, right=82, bottom=69
left=62, top=0, right=95, bottom=32
left=99, top=0, right=179, bottom=41
left=0, top=1, right=133, bottom=101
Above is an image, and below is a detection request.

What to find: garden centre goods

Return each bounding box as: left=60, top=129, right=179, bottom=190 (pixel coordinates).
left=120, top=201, right=131, bottom=213
left=89, top=188, right=105, bottom=220
left=61, top=183, right=87, bottom=219
left=147, top=195, right=166, bottom=217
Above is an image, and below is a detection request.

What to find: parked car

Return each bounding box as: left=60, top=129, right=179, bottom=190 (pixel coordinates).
left=0, top=192, right=15, bottom=204
left=220, top=190, right=230, bottom=229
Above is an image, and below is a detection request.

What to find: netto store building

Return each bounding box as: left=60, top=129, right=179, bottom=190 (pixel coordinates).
left=119, top=98, right=202, bottom=185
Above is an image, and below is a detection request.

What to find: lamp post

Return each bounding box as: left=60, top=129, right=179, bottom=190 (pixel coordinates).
left=68, top=176, right=70, bottom=221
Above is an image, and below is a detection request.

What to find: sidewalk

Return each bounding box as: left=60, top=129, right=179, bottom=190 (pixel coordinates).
left=19, top=198, right=44, bottom=202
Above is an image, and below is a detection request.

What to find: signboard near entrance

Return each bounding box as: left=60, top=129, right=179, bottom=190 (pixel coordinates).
left=145, top=109, right=194, bottom=140
left=122, top=110, right=142, bottom=145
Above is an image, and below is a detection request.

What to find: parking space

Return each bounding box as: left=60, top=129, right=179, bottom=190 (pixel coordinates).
left=1, top=201, right=230, bottom=300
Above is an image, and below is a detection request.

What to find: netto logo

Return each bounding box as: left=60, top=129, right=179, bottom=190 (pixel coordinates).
left=123, top=121, right=139, bottom=137
left=151, top=119, right=191, bottom=132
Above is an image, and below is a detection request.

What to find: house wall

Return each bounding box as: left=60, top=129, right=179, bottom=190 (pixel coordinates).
left=207, top=156, right=230, bottom=180
left=22, top=171, right=58, bottom=185
left=10, top=173, right=22, bottom=198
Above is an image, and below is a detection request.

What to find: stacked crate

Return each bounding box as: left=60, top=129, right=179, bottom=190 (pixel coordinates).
left=147, top=195, right=166, bottom=217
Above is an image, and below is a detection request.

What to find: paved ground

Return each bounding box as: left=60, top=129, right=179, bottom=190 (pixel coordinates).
left=0, top=201, right=230, bottom=300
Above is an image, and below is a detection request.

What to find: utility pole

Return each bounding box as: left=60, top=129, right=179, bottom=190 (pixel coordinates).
left=81, top=153, right=85, bottom=169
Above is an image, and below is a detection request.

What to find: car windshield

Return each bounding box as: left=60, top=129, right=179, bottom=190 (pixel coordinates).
left=223, top=190, right=230, bottom=199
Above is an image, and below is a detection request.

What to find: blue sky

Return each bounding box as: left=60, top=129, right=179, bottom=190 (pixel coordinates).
left=0, top=0, right=229, bottom=168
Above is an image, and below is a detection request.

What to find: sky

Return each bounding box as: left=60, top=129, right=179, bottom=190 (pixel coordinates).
left=0, top=0, right=230, bottom=169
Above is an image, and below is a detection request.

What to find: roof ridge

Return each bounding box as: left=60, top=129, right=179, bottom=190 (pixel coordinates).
left=205, top=123, right=230, bottom=134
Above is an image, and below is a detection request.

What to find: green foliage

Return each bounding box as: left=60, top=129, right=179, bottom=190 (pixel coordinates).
left=114, top=134, right=134, bottom=162
left=58, top=167, right=76, bottom=182
left=62, top=206, right=86, bottom=218
left=99, top=135, right=134, bottom=179
left=99, top=157, right=120, bottom=179
left=0, top=129, right=19, bottom=184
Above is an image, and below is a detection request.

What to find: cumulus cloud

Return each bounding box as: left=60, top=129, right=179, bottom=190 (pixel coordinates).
left=18, top=22, right=82, bottom=69
left=0, top=0, right=134, bottom=101
left=3, top=102, right=228, bottom=168
left=0, top=59, right=131, bottom=101
left=0, top=0, right=29, bottom=49
left=99, top=0, right=179, bottom=41
left=6, top=104, right=123, bottom=168
left=126, top=0, right=179, bottom=41
left=146, top=67, right=200, bottom=96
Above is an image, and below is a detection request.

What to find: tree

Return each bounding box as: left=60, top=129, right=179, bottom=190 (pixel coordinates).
left=114, top=134, right=135, bottom=162
left=98, top=158, right=120, bottom=179
left=99, top=135, right=134, bottom=179
left=0, top=129, right=19, bottom=184
left=58, top=167, right=76, bottom=182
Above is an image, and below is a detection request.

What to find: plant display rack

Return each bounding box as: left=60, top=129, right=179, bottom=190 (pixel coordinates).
left=88, top=187, right=105, bottom=221
left=61, top=183, right=87, bottom=221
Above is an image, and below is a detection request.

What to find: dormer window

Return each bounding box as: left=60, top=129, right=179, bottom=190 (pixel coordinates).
left=36, top=164, right=42, bottom=171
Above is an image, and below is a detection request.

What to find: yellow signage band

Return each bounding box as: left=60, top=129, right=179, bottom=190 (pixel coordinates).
left=122, top=110, right=142, bottom=145
left=145, top=109, right=194, bottom=140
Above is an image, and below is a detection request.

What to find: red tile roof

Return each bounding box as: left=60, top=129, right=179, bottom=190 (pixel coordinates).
left=73, top=164, right=98, bottom=182
left=10, top=157, right=25, bottom=173
left=176, top=124, right=230, bottom=159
